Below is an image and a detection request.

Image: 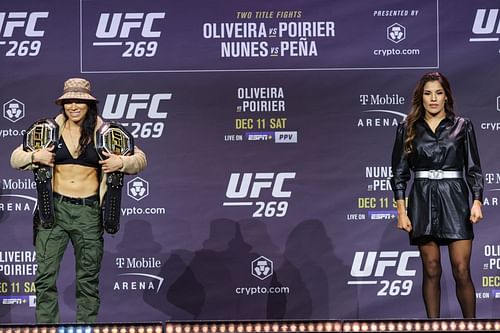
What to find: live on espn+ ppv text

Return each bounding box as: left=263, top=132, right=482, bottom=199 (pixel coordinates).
left=1, top=0, right=500, bottom=323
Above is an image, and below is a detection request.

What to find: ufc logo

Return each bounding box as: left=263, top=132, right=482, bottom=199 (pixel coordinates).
left=472, top=9, right=500, bottom=35
left=31, top=126, right=48, bottom=149
left=0, top=12, right=48, bottom=38
left=350, top=251, right=420, bottom=277
left=226, top=172, right=296, bottom=199
left=102, top=93, right=170, bottom=119
left=108, top=130, right=126, bottom=152
left=95, top=13, right=165, bottom=39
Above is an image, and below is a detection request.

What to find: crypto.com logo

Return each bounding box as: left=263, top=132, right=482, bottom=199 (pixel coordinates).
left=127, top=176, right=149, bottom=201
left=252, top=256, right=273, bottom=280
left=387, top=23, right=406, bottom=44
left=3, top=99, right=24, bottom=123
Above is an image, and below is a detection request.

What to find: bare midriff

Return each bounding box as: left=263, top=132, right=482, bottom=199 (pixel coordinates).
left=53, top=164, right=99, bottom=198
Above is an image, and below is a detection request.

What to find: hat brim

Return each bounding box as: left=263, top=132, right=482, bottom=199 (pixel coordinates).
left=55, top=92, right=98, bottom=105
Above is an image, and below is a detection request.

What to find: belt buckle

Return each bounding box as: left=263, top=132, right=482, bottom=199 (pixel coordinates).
left=82, top=197, right=93, bottom=206
left=429, top=170, right=444, bottom=180
left=68, top=197, right=79, bottom=205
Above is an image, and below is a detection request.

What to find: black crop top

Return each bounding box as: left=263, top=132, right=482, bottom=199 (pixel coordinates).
left=55, top=137, right=101, bottom=168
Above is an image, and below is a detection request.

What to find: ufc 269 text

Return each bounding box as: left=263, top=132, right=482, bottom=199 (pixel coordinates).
left=348, top=251, right=420, bottom=297
left=223, top=172, right=295, bottom=218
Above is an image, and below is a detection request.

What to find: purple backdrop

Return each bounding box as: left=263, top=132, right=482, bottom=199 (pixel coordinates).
left=1, top=0, right=500, bottom=323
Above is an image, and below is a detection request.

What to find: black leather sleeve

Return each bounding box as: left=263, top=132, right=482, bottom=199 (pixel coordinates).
left=390, top=122, right=411, bottom=201
left=464, top=118, right=484, bottom=202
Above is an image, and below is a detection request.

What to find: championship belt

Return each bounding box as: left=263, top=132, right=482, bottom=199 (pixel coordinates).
left=23, top=118, right=59, bottom=229
left=96, top=122, right=134, bottom=234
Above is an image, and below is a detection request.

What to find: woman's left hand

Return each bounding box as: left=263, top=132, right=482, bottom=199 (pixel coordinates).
left=99, top=151, right=124, bottom=173
left=470, top=200, right=483, bottom=223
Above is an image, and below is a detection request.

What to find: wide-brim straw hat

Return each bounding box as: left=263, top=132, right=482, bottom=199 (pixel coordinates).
left=55, top=77, right=98, bottom=105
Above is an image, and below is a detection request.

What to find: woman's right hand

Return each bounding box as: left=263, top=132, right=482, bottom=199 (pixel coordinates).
left=397, top=212, right=412, bottom=233
left=33, top=146, right=55, bottom=167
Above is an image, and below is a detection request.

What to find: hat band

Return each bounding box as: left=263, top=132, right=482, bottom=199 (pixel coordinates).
left=63, top=87, right=91, bottom=94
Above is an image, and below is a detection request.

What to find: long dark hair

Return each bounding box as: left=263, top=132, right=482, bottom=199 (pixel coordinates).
left=404, top=71, right=455, bottom=155
left=61, top=101, right=98, bottom=154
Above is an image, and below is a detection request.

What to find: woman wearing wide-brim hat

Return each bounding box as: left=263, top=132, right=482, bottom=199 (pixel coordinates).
left=10, top=77, right=147, bottom=323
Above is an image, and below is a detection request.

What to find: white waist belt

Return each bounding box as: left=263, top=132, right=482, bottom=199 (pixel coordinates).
left=414, top=170, right=462, bottom=180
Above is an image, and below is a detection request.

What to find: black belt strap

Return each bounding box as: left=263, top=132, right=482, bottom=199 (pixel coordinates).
left=32, top=207, right=40, bottom=246
left=23, top=118, right=59, bottom=230
left=102, top=172, right=124, bottom=234
left=54, top=192, right=99, bottom=206
left=34, top=166, right=55, bottom=228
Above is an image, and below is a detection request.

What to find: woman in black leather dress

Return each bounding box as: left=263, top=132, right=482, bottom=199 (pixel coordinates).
left=391, top=72, right=484, bottom=318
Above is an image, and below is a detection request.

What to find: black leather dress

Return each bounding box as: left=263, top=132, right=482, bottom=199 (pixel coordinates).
left=391, top=115, right=484, bottom=245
